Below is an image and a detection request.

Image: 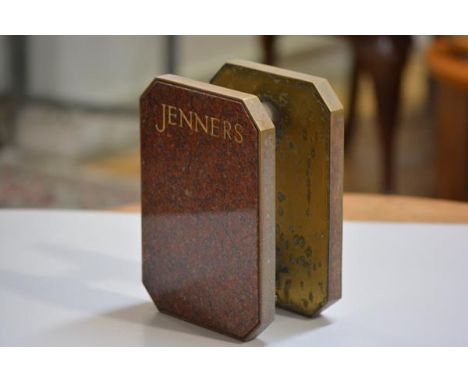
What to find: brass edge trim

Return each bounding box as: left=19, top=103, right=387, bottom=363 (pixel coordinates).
left=157, top=73, right=256, bottom=105
left=242, top=97, right=276, bottom=339
left=327, top=105, right=344, bottom=304
left=156, top=75, right=273, bottom=133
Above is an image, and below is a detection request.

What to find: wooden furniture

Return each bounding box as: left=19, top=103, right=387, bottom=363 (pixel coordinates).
left=346, top=36, right=412, bottom=193
left=343, top=193, right=468, bottom=223
left=260, top=36, right=412, bottom=193
left=428, top=37, right=468, bottom=201
left=114, top=193, right=468, bottom=224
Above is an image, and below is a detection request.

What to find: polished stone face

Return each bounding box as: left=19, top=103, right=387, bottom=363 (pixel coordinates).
left=140, top=75, right=275, bottom=341
left=212, top=60, right=344, bottom=317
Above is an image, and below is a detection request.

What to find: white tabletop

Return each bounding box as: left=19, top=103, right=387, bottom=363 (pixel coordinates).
left=1, top=209, right=467, bottom=346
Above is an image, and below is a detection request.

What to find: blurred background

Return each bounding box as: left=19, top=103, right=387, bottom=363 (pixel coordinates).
left=0, top=35, right=467, bottom=209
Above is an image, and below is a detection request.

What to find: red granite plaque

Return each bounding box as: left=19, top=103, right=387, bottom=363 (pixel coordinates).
left=140, top=75, right=275, bottom=341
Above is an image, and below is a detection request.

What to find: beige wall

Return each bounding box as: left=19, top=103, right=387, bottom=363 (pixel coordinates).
left=9, top=36, right=343, bottom=158
left=28, top=36, right=166, bottom=108
left=2, top=36, right=336, bottom=107
left=178, top=36, right=335, bottom=80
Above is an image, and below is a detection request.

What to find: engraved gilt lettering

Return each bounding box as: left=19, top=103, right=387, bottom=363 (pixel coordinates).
left=155, top=103, right=243, bottom=144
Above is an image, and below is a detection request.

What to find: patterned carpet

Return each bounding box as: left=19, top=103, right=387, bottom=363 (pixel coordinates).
left=0, top=159, right=139, bottom=210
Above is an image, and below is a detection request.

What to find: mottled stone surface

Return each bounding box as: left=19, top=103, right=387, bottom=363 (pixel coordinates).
left=212, top=60, right=344, bottom=317
left=140, top=75, right=275, bottom=341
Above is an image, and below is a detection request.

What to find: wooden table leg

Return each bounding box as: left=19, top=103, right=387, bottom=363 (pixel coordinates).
left=347, top=36, right=412, bottom=194
left=435, top=82, right=468, bottom=200
left=260, top=35, right=277, bottom=65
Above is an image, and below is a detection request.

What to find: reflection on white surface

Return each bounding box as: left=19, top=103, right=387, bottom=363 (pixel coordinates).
left=0, top=210, right=468, bottom=346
